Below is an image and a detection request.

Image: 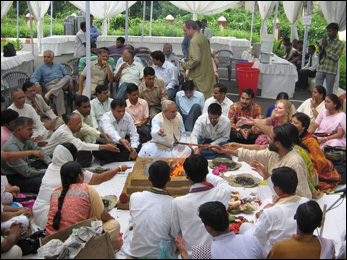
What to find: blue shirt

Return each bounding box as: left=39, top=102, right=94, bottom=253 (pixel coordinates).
left=90, top=25, right=99, bottom=42
left=30, top=62, right=72, bottom=85
left=176, top=90, right=205, bottom=115
left=181, top=36, right=191, bottom=57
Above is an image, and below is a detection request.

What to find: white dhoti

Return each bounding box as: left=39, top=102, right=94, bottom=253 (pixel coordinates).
left=138, top=142, right=192, bottom=158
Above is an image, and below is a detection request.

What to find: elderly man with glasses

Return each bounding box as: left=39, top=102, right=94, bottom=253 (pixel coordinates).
left=191, top=103, right=230, bottom=159
left=138, top=100, right=191, bottom=158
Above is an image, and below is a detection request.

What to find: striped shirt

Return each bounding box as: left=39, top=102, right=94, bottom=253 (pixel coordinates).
left=138, top=78, right=168, bottom=107
left=228, top=101, right=263, bottom=132
left=317, top=37, right=344, bottom=75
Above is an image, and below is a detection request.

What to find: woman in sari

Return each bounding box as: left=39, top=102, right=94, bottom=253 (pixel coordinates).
left=33, top=143, right=130, bottom=229
left=292, top=112, right=341, bottom=192
left=237, top=99, right=293, bottom=145
left=308, top=94, right=346, bottom=149
left=45, top=161, right=121, bottom=247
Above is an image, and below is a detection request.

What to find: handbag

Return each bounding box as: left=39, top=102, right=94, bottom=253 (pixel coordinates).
left=324, top=146, right=346, bottom=161
left=16, top=229, right=45, bottom=255
left=3, top=43, right=16, bottom=57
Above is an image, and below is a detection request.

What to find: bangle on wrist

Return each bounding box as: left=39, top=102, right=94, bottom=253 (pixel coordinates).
left=324, top=137, right=328, bottom=142
left=119, top=165, right=122, bottom=172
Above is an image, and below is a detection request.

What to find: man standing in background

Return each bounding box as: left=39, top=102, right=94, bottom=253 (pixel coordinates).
left=90, top=14, right=99, bottom=47
left=181, top=20, right=216, bottom=99
left=315, top=22, right=345, bottom=94
left=201, top=19, right=211, bottom=40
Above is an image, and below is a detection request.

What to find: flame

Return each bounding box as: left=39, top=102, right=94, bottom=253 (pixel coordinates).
left=169, top=158, right=186, bottom=176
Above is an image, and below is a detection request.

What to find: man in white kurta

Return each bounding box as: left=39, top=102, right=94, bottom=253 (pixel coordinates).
left=220, top=125, right=312, bottom=201
left=171, top=154, right=232, bottom=258
left=240, top=167, right=309, bottom=254
left=138, top=100, right=191, bottom=158
left=122, top=161, right=175, bottom=258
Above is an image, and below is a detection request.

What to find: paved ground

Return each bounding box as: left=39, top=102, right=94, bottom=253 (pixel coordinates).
left=24, top=43, right=312, bottom=113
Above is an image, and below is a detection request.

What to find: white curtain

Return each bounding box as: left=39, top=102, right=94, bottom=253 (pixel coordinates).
left=283, top=1, right=303, bottom=41
left=258, top=1, right=276, bottom=36
left=319, top=1, right=346, bottom=31
left=1, top=1, right=13, bottom=19
left=69, top=1, right=137, bottom=36
left=27, top=1, right=51, bottom=56
left=169, top=1, right=240, bottom=20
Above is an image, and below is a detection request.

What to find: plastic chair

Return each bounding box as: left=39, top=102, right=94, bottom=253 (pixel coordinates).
left=109, top=54, right=122, bottom=69
left=1, top=70, right=31, bottom=107
left=135, top=53, right=153, bottom=67
left=215, top=50, right=233, bottom=81
left=40, top=63, right=74, bottom=113
left=66, top=57, right=80, bottom=82
left=61, top=63, right=75, bottom=112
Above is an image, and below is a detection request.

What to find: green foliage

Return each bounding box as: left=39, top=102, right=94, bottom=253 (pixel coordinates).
left=1, top=38, right=23, bottom=51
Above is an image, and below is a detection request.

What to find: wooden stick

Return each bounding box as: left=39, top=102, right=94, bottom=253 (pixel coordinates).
left=175, top=142, right=209, bottom=147
left=319, top=204, right=327, bottom=238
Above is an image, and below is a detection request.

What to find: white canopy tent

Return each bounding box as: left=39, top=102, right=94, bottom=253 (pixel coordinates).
left=169, top=1, right=240, bottom=20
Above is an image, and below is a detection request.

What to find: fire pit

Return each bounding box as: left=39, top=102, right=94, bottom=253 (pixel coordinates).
left=117, top=157, right=191, bottom=210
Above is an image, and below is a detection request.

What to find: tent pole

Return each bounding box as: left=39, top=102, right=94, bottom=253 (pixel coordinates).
left=272, top=1, right=279, bottom=37
left=17, top=1, right=19, bottom=39
left=149, top=1, right=153, bottom=37
left=141, top=1, right=146, bottom=46
left=50, top=1, right=53, bottom=36
left=125, top=1, right=129, bottom=45
left=27, top=1, right=34, bottom=57
left=250, top=1, right=256, bottom=46
left=302, top=1, right=311, bottom=69
left=85, top=1, right=91, bottom=99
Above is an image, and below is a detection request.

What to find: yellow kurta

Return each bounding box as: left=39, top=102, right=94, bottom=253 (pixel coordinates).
left=182, top=32, right=216, bottom=99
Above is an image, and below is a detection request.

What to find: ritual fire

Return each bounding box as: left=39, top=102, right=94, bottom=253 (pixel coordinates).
left=167, top=158, right=186, bottom=177
left=117, top=157, right=191, bottom=210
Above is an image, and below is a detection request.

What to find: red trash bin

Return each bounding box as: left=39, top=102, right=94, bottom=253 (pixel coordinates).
left=236, top=62, right=254, bottom=83
left=237, top=68, right=260, bottom=96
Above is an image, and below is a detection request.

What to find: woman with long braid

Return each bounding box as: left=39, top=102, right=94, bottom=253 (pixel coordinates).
left=45, top=161, right=122, bottom=249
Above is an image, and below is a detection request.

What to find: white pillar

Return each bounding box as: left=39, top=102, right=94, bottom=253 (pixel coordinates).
left=125, top=1, right=129, bottom=45
left=301, top=1, right=311, bottom=69
left=85, top=1, right=91, bottom=99
left=141, top=1, right=146, bottom=46
left=149, top=1, right=153, bottom=36
left=50, top=1, right=53, bottom=36
left=250, top=1, right=256, bottom=46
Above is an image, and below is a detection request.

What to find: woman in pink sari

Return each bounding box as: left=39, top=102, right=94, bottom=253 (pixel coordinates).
left=308, top=94, right=346, bottom=149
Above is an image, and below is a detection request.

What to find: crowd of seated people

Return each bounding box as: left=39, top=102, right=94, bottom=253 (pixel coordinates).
left=1, top=21, right=346, bottom=259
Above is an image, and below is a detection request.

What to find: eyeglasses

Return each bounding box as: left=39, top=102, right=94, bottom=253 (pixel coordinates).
left=167, top=110, right=177, bottom=114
